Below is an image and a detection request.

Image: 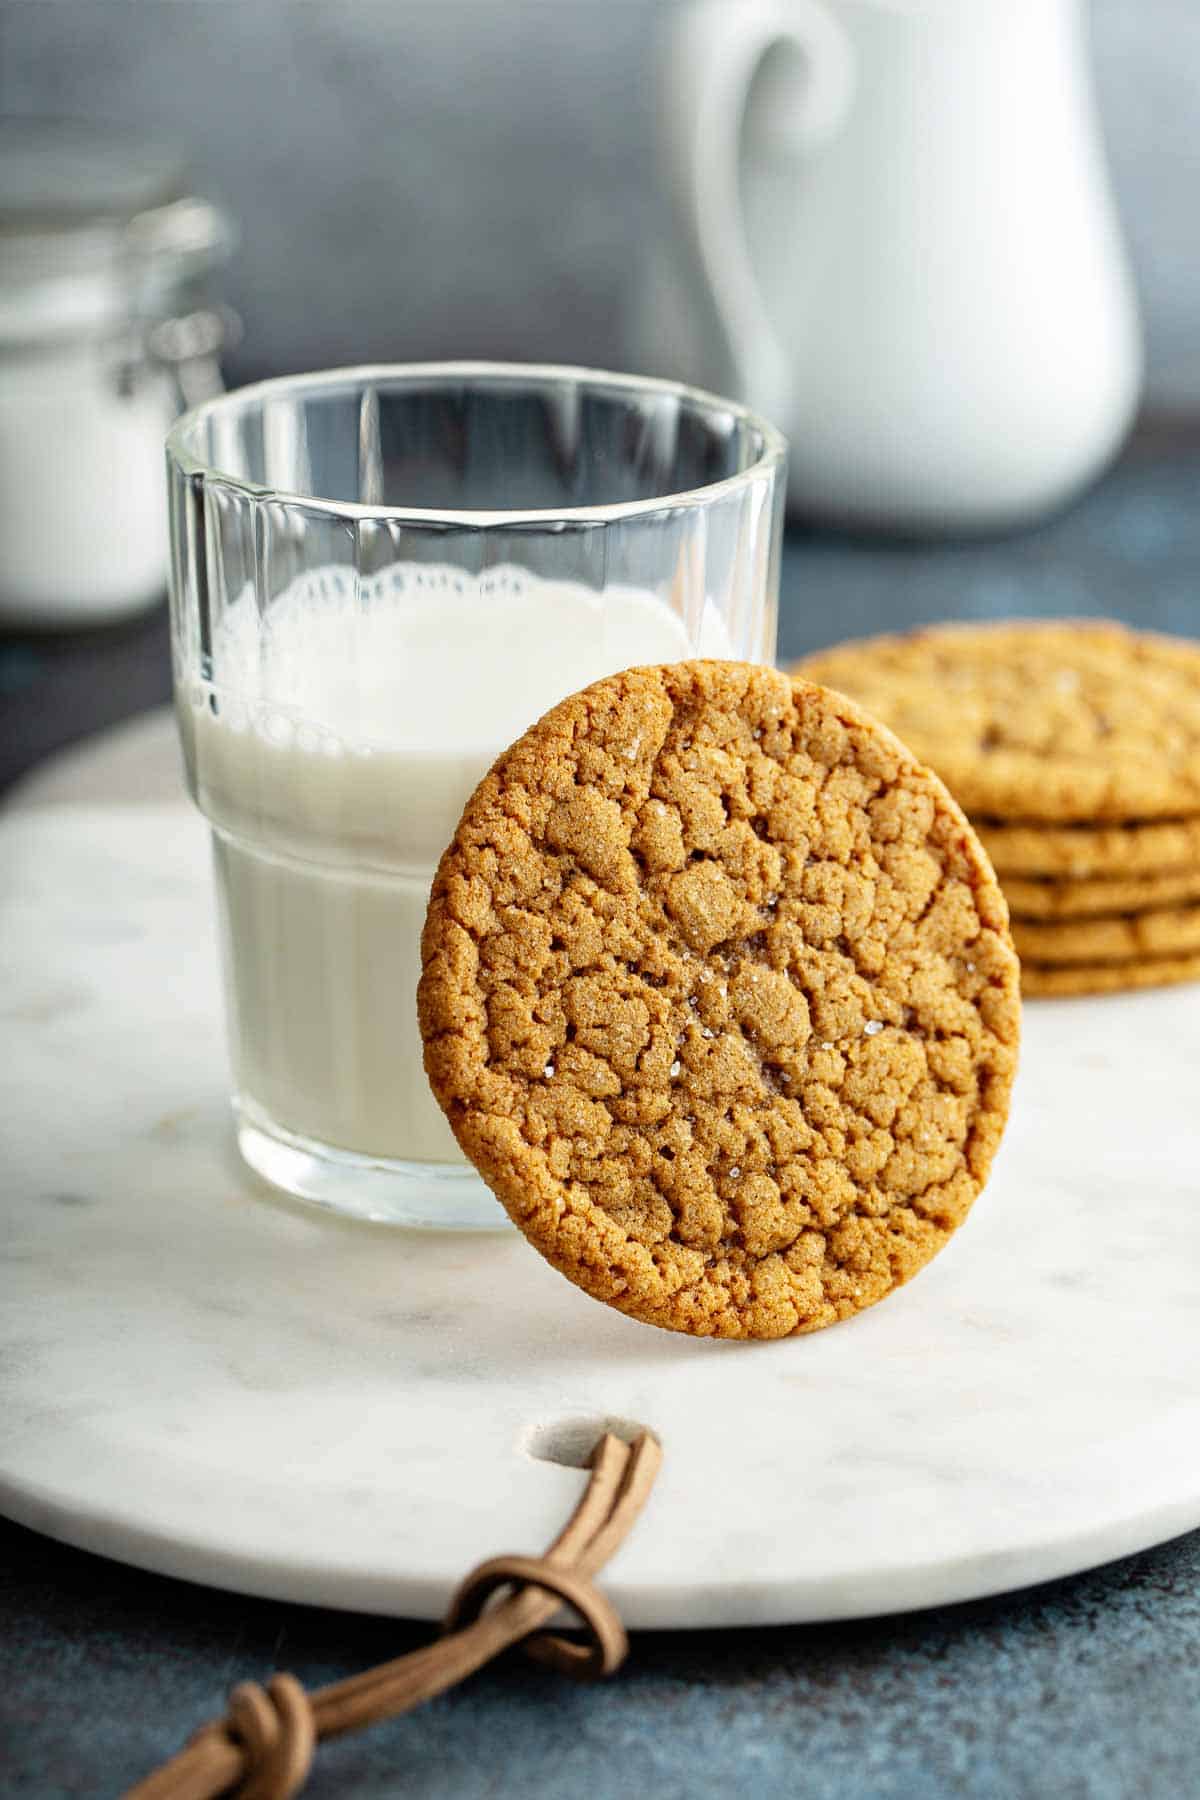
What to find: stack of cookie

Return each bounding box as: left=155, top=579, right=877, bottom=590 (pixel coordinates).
left=794, top=621, right=1200, bottom=997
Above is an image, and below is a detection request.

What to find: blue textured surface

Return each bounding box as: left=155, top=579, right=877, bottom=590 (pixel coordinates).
left=2, top=1518, right=1199, bottom=1798
left=776, top=423, right=1200, bottom=662
left=2, top=428, right=1199, bottom=1796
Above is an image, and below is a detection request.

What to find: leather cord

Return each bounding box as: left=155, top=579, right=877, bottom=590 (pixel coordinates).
left=123, top=1429, right=661, bottom=1800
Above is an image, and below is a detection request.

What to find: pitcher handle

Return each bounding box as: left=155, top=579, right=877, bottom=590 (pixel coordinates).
left=665, top=0, right=855, bottom=420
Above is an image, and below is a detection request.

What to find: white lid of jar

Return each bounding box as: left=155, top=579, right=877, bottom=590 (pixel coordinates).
left=0, top=117, right=235, bottom=345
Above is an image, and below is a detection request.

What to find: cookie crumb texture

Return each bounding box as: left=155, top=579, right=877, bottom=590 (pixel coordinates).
left=795, top=621, right=1200, bottom=824
left=420, top=663, right=1020, bottom=1340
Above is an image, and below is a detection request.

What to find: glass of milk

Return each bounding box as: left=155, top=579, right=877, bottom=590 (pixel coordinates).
left=166, top=363, right=786, bottom=1228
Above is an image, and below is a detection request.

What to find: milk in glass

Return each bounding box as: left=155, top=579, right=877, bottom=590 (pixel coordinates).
left=181, top=563, right=727, bottom=1170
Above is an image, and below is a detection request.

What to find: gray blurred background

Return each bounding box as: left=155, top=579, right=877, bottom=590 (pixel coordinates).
left=3, top=0, right=1200, bottom=790
left=3, top=0, right=1199, bottom=408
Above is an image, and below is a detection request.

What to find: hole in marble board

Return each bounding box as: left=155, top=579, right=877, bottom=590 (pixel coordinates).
left=520, top=1414, right=650, bottom=1470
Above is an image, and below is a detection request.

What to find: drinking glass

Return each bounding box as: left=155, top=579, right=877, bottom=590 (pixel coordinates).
left=167, top=363, right=786, bottom=1228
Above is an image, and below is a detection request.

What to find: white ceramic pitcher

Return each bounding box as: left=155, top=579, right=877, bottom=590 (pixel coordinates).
left=639, top=0, right=1143, bottom=532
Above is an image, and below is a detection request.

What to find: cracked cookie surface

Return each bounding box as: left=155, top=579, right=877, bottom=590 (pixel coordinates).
left=419, top=662, right=1020, bottom=1340
left=794, top=621, right=1200, bottom=824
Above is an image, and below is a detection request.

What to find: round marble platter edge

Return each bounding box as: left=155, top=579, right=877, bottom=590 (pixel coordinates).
left=1, top=713, right=1198, bottom=1628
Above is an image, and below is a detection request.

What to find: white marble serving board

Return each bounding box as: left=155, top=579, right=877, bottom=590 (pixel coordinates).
left=2, top=789, right=1199, bottom=1627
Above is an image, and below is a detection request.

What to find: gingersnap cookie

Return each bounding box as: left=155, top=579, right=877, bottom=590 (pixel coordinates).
left=419, top=661, right=1020, bottom=1341
left=980, top=816, right=1200, bottom=879
left=1004, top=866, right=1200, bottom=921
left=1011, top=902, right=1200, bottom=967
left=793, top=621, right=1200, bottom=824
left=1022, top=952, right=1200, bottom=998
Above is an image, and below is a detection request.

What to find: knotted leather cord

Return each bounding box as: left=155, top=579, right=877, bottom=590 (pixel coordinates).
left=123, top=1429, right=661, bottom=1800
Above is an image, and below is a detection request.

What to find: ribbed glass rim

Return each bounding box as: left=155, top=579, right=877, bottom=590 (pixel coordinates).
left=165, top=360, right=788, bottom=526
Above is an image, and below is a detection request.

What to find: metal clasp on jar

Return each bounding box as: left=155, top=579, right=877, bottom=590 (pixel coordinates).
left=115, top=194, right=240, bottom=409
